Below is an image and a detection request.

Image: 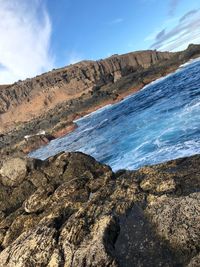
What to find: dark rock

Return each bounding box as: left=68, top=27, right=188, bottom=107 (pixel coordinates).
left=0, top=157, right=28, bottom=187
left=0, top=152, right=199, bottom=266
left=146, top=193, right=200, bottom=263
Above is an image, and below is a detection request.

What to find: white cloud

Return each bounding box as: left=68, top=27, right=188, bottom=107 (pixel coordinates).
left=145, top=17, right=178, bottom=41
left=67, top=51, right=84, bottom=65
left=0, top=0, right=53, bottom=84
left=148, top=9, right=200, bottom=51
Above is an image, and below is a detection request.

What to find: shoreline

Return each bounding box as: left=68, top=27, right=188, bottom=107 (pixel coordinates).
left=21, top=65, right=181, bottom=155
left=59, top=56, right=200, bottom=133
left=6, top=64, right=190, bottom=155
left=1, top=45, right=200, bottom=156
left=51, top=65, right=179, bottom=136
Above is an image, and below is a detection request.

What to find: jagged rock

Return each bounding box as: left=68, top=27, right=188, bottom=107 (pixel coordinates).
left=139, top=166, right=176, bottom=194
left=0, top=225, right=57, bottom=267
left=65, top=216, right=119, bottom=267
left=0, top=152, right=199, bottom=266
left=0, top=157, right=27, bottom=187
left=187, top=253, right=200, bottom=267
left=146, top=193, right=200, bottom=262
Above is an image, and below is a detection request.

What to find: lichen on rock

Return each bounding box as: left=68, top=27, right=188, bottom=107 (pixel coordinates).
left=0, top=152, right=199, bottom=266
left=0, top=157, right=27, bottom=187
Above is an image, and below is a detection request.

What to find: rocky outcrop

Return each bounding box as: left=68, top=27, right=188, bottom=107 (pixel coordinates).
left=0, top=49, right=175, bottom=138
left=0, top=50, right=173, bottom=114
left=0, top=152, right=199, bottom=266
left=0, top=157, right=27, bottom=187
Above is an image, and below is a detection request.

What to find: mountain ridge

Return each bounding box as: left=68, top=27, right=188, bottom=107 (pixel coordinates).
left=0, top=50, right=174, bottom=127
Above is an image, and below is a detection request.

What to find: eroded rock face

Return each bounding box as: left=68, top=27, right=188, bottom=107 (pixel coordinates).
left=187, top=253, right=200, bottom=267
left=0, top=50, right=173, bottom=115
left=0, top=152, right=199, bottom=266
left=146, top=193, right=200, bottom=262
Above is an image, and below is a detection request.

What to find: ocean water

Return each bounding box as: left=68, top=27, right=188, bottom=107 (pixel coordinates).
left=29, top=59, right=200, bottom=171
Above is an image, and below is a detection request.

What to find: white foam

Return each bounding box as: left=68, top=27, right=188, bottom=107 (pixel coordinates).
left=179, top=57, right=200, bottom=68
left=74, top=57, right=200, bottom=125
left=137, top=56, right=200, bottom=94
left=74, top=104, right=112, bottom=123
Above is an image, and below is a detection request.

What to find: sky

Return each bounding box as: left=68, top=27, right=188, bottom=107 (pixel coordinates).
left=0, top=0, right=200, bottom=84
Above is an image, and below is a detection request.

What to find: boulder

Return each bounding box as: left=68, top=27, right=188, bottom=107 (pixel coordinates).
left=0, top=157, right=27, bottom=187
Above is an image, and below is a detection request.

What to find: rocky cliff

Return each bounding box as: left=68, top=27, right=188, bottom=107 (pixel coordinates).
left=0, top=50, right=173, bottom=130
left=0, top=50, right=172, bottom=113
left=0, top=152, right=199, bottom=266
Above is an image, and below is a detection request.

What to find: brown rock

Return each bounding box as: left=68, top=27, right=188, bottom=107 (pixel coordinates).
left=187, top=253, right=200, bottom=267
left=0, top=158, right=27, bottom=187
left=0, top=225, right=57, bottom=267
left=0, top=152, right=199, bottom=266
left=0, top=50, right=174, bottom=131
left=146, top=192, right=200, bottom=262
left=139, top=166, right=176, bottom=194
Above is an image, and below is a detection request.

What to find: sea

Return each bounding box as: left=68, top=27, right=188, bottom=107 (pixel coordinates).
left=29, top=58, right=200, bottom=171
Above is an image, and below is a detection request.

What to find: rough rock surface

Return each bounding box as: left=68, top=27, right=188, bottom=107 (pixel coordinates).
left=0, top=152, right=199, bottom=266
left=0, top=50, right=173, bottom=115
left=0, top=157, right=27, bottom=187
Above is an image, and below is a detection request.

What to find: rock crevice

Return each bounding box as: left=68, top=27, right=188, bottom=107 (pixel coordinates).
left=0, top=152, right=199, bottom=266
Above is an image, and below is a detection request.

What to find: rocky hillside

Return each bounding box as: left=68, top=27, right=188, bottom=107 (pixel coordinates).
left=0, top=50, right=173, bottom=131
left=0, top=50, right=173, bottom=112
left=0, top=152, right=199, bottom=266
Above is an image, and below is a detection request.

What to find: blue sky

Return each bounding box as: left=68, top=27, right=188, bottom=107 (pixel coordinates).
left=0, top=0, right=200, bottom=83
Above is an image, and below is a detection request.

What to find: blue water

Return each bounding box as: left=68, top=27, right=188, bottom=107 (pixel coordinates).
left=29, top=59, right=200, bottom=171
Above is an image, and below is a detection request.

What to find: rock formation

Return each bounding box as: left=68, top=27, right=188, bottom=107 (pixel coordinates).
left=0, top=152, right=199, bottom=266
left=0, top=50, right=173, bottom=115
left=0, top=49, right=174, bottom=139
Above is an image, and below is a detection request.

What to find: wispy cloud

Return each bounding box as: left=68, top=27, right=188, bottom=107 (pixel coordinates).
left=109, top=18, right=124, bottom=25
left=148, top=9, right=200, bottom=51
left=67, top=51, right=84, bottom=65
left=169, top=0, right=181, bottom=16
left=0, top=0, right=53, bottom=84
left=179, top=9, right=199, bottom=22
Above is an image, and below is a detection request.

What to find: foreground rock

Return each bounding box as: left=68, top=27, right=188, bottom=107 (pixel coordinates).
left=0, top=152, right=199, bottom=266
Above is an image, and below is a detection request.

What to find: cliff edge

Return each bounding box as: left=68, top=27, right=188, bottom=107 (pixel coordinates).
left=0, top=50, right=173, bottom=130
